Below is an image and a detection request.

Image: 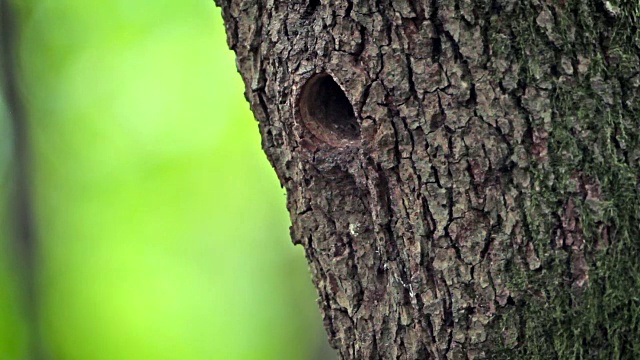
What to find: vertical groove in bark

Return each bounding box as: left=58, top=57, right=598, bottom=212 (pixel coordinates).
left=215, top=0, right=640, bottom=358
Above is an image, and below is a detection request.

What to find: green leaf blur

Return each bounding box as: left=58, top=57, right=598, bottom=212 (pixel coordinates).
left=0, top=1, right=330, bottom=359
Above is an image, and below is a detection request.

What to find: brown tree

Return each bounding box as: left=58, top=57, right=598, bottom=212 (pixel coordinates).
left=214, top=0, right=640, bottom=358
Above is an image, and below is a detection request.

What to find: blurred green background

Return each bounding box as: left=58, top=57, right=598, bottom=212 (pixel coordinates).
left=0, top=1, right=333, bottom=359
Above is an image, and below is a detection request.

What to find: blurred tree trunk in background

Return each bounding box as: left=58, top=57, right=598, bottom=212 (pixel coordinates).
left=215, top=0, right=640, bottom=358
left=1, top=1, right=43, bottom=359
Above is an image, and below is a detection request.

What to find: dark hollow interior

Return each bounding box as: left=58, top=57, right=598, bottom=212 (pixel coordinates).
left=302, top=74, right=360, bottom=141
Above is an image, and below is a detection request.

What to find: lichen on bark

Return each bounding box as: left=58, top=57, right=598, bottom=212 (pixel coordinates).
left=214, top=0, right=640, bottom=358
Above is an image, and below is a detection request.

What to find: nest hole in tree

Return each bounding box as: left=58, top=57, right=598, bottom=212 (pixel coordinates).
left=298, top=73, right=360, bottom=146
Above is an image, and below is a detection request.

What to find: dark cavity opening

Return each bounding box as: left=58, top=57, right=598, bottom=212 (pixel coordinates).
left=298, top=74, right=360, bottom=146
left=302, top=0, right=320, bottom=18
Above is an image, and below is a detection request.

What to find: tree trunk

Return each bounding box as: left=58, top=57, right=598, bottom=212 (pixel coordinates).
left=1, top=2, right=44, bottom=359
left=214, top=0, right=640, bottom=358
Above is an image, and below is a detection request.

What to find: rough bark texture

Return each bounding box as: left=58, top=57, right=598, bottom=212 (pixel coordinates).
left=214, top=0, right=640, bottom=358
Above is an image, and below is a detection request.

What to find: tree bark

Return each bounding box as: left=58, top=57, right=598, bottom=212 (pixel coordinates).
left=214, top=0, right=640, bottom=358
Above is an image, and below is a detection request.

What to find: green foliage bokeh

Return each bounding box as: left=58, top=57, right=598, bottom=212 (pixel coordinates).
left=0, top=1, right=329, bottom=359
